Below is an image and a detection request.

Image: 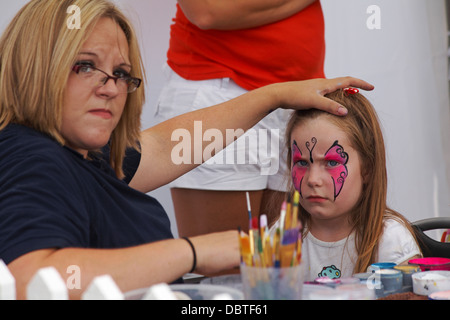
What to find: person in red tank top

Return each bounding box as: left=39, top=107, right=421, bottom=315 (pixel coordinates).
left=168, top=1, right=325, bottom=90
left=156, top=0, right=326, bottom=240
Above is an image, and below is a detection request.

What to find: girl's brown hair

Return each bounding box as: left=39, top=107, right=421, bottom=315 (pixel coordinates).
left=285, top=89, right=420, bottom=273
left=0, top=0, right=145, bottom=178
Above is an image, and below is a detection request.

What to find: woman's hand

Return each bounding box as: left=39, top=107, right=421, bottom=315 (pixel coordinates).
left=189, top=230, right=240, bottom=275
left=268, top=76, right=375, bottom=116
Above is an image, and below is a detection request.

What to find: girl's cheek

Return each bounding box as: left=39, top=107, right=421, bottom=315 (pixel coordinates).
left=324, top=141, right=349, bottom=200
left=292, top=166, right=306, bottom=196
left=291, top=141, right=305, bottom=195
left=329, top=166, right=348, bottom=199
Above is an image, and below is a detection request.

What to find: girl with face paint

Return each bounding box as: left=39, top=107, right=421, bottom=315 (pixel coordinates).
left=276, top=89, right=422, bottom=281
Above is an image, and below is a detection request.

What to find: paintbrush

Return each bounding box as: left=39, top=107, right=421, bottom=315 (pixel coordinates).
left=238, top=229, right=252, bottom=266
left=245, top=192, right=255, bottom=257
left=291, top=191, right=300, bottom=229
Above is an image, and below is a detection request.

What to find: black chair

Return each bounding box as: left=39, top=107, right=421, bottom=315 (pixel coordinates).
left=411, top=217, right=450, bottom=258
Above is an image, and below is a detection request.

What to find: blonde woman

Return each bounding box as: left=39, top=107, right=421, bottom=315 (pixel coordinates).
left=0, top=0, right=373, bottom=299
left=280, top=89, right=421, bottom=281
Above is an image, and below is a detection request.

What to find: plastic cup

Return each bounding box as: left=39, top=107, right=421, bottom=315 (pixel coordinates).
left=375, top=269, right=403, bottom=295
left=240, top=264, right=304, bottom=300
left=394, top=265, right=421, bottom=288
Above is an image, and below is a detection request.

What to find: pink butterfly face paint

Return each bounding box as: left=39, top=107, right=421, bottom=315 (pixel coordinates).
left=291, top=140, right=305, bottom=197
left=324, top=140, right=349, bottom=200
left=291, top=139, right=349, bottom=201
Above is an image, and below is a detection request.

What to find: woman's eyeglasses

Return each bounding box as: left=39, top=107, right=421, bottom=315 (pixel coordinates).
left=72, top=63, right=142, bottom=93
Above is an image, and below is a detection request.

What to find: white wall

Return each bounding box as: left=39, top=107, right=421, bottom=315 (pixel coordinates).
left=1, top=0, right=448, bottom=239
left=321, top=0, right=450, bottom=225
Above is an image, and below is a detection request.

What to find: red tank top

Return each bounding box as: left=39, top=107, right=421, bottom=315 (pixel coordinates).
left=167, top=2, right=325, bottom=90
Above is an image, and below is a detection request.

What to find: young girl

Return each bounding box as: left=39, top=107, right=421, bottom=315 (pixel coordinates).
left=280, top=88, right=421, bottom=281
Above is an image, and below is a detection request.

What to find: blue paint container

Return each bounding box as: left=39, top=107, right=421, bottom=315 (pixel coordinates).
left=375, top=269, right=403, bottom=295
left=367, top=262, right=396, bottom=272
left=353, top=272, right=384, bottom=298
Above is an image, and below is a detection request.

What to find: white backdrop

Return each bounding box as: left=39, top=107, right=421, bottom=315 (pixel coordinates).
left=1, top=0, right=449, bottom=238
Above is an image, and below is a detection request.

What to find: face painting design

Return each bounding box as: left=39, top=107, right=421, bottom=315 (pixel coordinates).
left=291, top=140, right=305, bottom=197
left=306, top=137, right=317, bottom=163
left=324, top=140, right=349, bottom=200
left=291, top=139, right=349, bottom=201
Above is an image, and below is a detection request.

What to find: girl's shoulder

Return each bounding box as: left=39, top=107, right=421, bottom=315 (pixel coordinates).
left=378, top=216, right=421, bottom=264
left=381, top=216, right=415, bottom=246
left=383, top=216, right=410, bottom=232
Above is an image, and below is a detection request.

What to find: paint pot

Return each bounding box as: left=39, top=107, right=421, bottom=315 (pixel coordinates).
left=408, top=257, right=450, bottom=271
left=394, top=265, right=421, bottom=289
left=428, top=290, right=450, bottom=300
left=314, top=277, right=341, bottom=288
left=367, top=262, right=396, bottom=272
left=412, top=271, right=450, bottom=296
left=353, top=272, right=373, bottom=283
left=352, top=272, right=384, bottom=298
left=340, top=277, right=360, bottom=285
left=375, top=269, right=403, bottom=295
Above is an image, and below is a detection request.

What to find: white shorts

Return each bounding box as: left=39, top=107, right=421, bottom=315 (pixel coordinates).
left=154, top=65, right=290, bottom=192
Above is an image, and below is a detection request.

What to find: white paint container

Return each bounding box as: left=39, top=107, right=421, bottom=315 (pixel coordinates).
left=412, top=271, right=450, bottom=296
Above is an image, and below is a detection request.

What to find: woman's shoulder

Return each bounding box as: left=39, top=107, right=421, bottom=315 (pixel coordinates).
left=1, top=124, right=68, bottom=154
left=0, top=124, right=75, bottom=172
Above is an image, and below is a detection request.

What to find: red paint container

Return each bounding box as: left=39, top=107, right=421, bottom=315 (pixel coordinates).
left=409, top=257, right=450, bottom=271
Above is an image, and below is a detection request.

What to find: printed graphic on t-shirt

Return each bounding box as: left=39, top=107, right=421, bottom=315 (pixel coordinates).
left=318, top=265, right=341, bottom=279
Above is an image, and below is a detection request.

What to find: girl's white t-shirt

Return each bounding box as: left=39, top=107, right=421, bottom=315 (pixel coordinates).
left=298, top=218, right=421, bottom=281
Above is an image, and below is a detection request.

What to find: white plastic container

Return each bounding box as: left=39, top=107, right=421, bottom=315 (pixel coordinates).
left=124, top=284, right=244, bottom=300
left=412, top=271, right=450, bottom=296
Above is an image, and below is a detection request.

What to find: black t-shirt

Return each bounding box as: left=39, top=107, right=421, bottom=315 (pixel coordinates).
left=0, top=124, right=174, bottom=264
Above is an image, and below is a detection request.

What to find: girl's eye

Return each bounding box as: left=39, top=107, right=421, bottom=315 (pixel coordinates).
left=327, top=160, right=340, bottom=167
left=295, top=160, right=308, bottom=167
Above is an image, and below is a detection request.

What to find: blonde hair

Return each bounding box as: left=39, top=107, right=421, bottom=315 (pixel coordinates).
left=285, top=90, right=420, bottom=273
left=0, top=0, right=145, bottom=178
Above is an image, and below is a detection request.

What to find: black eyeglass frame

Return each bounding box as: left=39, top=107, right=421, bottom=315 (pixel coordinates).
left=72, top=64, right=142, bottom=93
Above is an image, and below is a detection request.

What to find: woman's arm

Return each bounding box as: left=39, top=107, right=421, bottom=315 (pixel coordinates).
left=130, top=77, right=374, bottom=193
left=8, top=230, right=239, bottom=300
left=177, top=0, right=317, bottom=30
